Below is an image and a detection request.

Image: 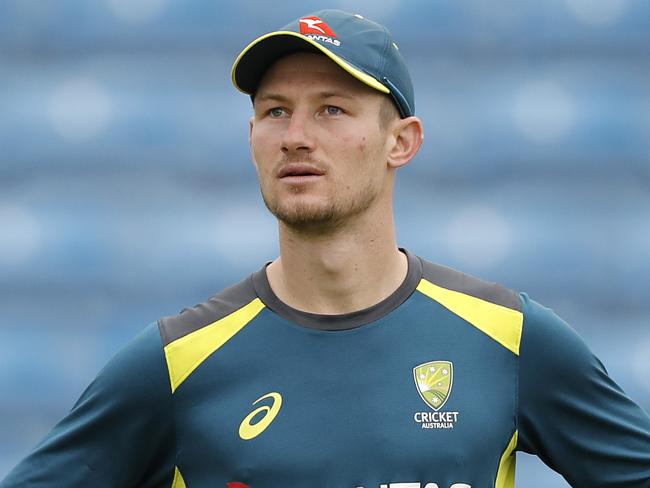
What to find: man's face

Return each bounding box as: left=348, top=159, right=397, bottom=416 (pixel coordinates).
left=249, top=52, right=395, bottom=232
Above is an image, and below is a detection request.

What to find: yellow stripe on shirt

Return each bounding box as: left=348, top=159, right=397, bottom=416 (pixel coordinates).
left=495, top=431, right=518, bottom=488
left=416, top=279, right=523, bottom=355
left=164, top=298, right=265, bottom=393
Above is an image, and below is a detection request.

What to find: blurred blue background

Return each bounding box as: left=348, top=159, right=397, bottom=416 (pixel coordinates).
left=1, top=0, right=649, bottom=485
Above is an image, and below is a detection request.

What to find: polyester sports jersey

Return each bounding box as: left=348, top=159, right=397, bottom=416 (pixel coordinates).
left=2, top=251, right=650, bottom=488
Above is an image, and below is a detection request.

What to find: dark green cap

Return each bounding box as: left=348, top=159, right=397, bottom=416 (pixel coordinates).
left=231, top=9, right=415, bottom=118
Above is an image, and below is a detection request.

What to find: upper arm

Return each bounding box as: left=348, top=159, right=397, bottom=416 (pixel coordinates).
left=517, top=294, right=650, bottom=487
left=0, top=322, right=175, bottom=488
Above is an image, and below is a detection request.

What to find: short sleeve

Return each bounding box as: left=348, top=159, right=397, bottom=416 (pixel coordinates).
left=0, top=322, right=175, bottom=488
left=517, top=294, right=650, bottom=487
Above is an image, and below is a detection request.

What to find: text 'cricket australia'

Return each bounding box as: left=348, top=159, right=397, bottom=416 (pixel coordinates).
left=414, top=411, right=460, bottom=429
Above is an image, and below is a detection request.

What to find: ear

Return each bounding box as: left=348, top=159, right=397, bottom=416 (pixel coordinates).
left=248, top=117, right=260, bottom=171
left=386, top=116, right=424, bottom=169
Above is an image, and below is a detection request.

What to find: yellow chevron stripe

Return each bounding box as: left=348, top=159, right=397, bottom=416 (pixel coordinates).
left=495, top=431, right=518, bottom=488
left=164, top=298, right=265, bottom=393
left=416, top=279, right=523, bottom=355
left=171, top=466, right=186, bottom=488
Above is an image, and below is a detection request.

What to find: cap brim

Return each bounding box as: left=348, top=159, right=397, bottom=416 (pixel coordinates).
left=231, top=31, right=390, bottom=96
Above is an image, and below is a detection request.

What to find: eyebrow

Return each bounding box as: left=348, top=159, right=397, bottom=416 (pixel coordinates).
left=254, top=93, right=288, bottom=104
left=254, top=91, right=355, bottom=104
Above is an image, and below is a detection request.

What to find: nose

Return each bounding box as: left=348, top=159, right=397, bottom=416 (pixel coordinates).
left=281, top=110, right=314, bottom=155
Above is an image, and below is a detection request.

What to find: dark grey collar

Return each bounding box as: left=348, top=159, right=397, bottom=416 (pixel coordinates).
left=251, top=249, right=422, bottom=331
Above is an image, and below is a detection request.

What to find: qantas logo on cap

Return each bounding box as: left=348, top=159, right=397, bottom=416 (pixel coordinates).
left=299, top=16, right=337, bottom=37
left=299, top=16, right=341, bottom=47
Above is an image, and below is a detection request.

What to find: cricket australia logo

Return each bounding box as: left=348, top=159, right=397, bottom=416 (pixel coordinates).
left=413, top=361, right=459, bottom=429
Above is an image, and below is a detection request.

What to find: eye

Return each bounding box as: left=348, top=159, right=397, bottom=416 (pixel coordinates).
left=268, top=107, right=286, bottom=118
left=324, top=105, right=343, bottom=116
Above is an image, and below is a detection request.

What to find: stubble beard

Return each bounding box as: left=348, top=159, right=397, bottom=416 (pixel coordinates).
left=260, top=181, right=380, bottom=234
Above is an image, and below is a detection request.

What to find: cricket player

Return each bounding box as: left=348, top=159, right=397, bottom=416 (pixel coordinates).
left=2, top=9, right=649, bottom=488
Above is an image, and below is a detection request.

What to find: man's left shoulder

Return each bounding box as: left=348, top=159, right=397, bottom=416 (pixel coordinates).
left=416, top=256, right=522, bottom=313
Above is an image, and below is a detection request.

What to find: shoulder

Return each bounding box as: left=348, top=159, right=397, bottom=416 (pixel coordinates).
left=417, top=257, right=522, bottom=312
left=516, top=295, right=599, bottom=414
left=76, top=321, right=173, bottom=411
left=157, top=274, right=265, bottom=393
left=414, top=256, right=523, bottom=354
left=414, top=258, right=592, bottom=362
left=416, top=256, right=576, bottom=344
left=518, top=293, right=590, bottom=362
left=158, top=273, right=260, bottom=347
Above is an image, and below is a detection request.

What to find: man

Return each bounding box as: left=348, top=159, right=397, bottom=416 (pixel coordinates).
left=2, top=9, right=649, bottom=488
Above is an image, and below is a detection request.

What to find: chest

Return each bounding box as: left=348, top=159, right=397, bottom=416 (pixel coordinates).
left=172, top=306, right=517, bottom=487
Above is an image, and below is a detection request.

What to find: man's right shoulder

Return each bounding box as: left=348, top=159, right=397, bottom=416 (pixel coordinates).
left=158, top=274, right=260, bottom=347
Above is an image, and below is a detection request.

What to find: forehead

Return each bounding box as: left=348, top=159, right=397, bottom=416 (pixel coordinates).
left=256, top=52, right=381, bottom=100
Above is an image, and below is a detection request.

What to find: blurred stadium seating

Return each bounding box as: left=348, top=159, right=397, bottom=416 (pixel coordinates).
left=0, top=1, right=648, bottom=485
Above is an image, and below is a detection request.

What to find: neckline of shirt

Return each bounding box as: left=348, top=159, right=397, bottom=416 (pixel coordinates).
left=251, top=248, right=423, bottom=331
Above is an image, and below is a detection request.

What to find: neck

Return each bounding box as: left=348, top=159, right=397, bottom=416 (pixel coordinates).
left=265, top=203, right=407, bottom=315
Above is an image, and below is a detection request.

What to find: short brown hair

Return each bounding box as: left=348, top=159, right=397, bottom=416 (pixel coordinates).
left=379, top=95, right=400, bottom=130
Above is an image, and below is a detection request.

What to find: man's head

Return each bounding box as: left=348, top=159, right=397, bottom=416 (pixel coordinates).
left=231, top=10, right=423, bottom=233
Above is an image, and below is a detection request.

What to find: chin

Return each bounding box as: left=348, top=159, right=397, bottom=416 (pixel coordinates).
left=271, top=202, right=340, bottom=228
left=260, top=185, right=379, bottom=231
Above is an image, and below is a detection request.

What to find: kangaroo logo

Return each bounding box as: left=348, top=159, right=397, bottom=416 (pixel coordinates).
left=299, top=16, right=337, bottom=37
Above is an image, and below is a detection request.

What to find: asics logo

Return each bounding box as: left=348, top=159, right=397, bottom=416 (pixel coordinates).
left=238, top=392, right=283, bottom=440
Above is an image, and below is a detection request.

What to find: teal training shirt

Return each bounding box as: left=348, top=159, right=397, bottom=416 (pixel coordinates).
left=2, top=250, right=650, bottom=487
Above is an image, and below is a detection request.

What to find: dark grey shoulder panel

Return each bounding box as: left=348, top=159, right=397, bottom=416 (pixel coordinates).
left=158, top=275, right=258, bottom=347
left=419, top=258, right=522, bottom=312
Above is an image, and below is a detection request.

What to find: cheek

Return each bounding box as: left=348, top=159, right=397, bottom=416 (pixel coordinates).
left=333, top=132, right=370, bottom=159
left=358, top=136, right=368, bottom=153
left=250, top=130, right=276, bottom=170
left=354, top=133, right=385, bottom=164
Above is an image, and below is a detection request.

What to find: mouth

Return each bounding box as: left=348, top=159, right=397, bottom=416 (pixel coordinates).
left=277, top=163, right=325, bottom=180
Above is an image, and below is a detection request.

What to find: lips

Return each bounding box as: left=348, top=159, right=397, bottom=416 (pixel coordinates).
left=277, top=163, right=325, bottom=178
